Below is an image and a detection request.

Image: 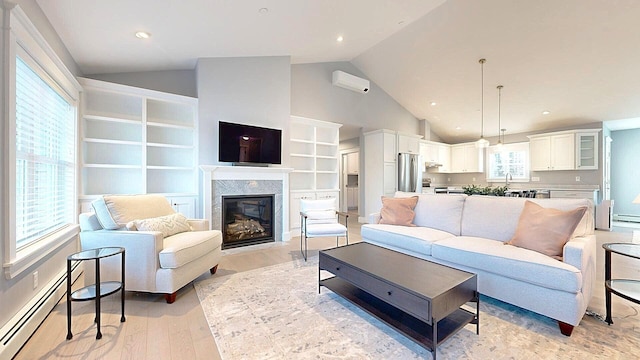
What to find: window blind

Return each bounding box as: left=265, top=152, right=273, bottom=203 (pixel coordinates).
left=15, top=56, right=76, bottom=249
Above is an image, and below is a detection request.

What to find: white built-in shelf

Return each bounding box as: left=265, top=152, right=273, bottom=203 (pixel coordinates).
left=79, top=77, right=199, bottom=209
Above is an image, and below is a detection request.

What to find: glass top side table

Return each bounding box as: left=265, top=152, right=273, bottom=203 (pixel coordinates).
left=603, top=243, right=640, bottom=325
left=66, top=246, right=125, bottom=340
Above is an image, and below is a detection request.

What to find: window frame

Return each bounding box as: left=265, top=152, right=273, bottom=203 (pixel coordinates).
left=3, top=6, right=81, bottom=279
left=485, top=141, right=531, bottom=183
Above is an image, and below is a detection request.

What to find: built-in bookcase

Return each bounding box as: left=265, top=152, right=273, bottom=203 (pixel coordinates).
left=78, top=78, right=198, bottom=217
left=289, top=116, right=341, bottom=230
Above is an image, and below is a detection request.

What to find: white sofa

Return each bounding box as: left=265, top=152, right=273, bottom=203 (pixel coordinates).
left=361, top=192, right=596, bottom=336
left=79, top=194, right=223, bottom=303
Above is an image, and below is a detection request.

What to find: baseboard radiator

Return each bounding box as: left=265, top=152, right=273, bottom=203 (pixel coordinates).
left=0, top=262, right=82, bottom=359
left=613, top=214, right=640, bottom=223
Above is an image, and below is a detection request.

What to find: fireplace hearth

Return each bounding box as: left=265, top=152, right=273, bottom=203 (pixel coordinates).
left=221, top=194, right=275, bottom=249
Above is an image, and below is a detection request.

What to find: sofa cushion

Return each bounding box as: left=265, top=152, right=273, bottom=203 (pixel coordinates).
left=133, top=213, right=192, bottom=238
left=394, top=192, right=467, bottom=235
left=92, top=194, right=176, bottom=230
left=379, top=196, right=418, bottom=226
left=431, top=236, right=582, bottom=293
left=361, top=224, right=455, bottom=257
left=460, top=196, right=593, bottom=242
left=507, top=201, right=587, bottom=259
left=159, top=230, right=222, bottom=269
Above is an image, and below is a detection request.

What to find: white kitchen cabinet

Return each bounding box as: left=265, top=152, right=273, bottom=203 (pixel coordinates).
left=450, top=143, right=483, bottom=173
left=529, top=130, right=599, bottom=171
left=346, top=152, right=359, bottom=174
left=576, top=132, right=599, bottom=170
left=78, top=77, right=198, bottom=209
left=420, top=140, right=451, bottom=173
left=397, top=133, right=421, bottom=154
left=364, top=129, right=398, bottom=220
left=347, top=187, right=359, bottom=209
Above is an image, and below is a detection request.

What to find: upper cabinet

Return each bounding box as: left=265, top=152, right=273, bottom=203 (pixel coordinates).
left=450, top=143, right=483, bottom=173
left=346, top=152, right=359, bottom=175
left=420, top=140, right=451, bottom=173
left=397, top=133, right=421, bottom=154
left=79, top=78, right=198, bottom=202
left=528, top=129, right=600, bottom=171
left=576, top=132, right=599, bottom=170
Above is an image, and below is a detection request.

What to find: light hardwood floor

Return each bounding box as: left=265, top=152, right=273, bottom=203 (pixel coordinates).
left=14, top=216, right=640, bottom=359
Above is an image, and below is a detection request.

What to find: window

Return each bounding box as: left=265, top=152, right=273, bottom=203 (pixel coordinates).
left=15, top=55, right=76, bottom=249
left=486, top=142, right=530, bottom=182
left=3, top=6, right=81, bottom=279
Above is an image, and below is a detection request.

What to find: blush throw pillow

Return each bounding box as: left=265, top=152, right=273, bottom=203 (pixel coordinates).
left=133, top=213, right=191, bottom=238
left=507, top=201, right=587, bottom=259
left=378, top=196, right=419, bottom=226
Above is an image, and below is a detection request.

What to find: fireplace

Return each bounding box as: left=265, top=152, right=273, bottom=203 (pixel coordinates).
left=221, top=194, right=275, bottom=249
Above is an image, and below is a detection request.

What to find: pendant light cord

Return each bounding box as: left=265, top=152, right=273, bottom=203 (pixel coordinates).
left=479, top=59, right=485, bottom=138
left=497, top=85, right=503, bottom=142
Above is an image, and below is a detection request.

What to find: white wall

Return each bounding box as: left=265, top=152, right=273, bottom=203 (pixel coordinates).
left=86, top=69, right=197, bottom=98
left=196, top=56, right=291, bottom=166
left=291, top=62, right=420, bottom=134
left=610, top=128, right=640, bottom=216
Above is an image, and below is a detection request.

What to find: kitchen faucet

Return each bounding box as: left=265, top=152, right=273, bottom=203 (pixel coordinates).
left=505, top=173, right=512, bottom=186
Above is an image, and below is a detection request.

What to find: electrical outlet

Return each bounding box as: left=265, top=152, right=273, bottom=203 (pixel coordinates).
left=575, top=176, right=581, bottom=182
left=447, top=177, right=451, bottom=182
left=33, top=271, right=38, bottom=289
left=472, top=177, right=476, bottom=182
left=532, top=177, right=540, bottom=182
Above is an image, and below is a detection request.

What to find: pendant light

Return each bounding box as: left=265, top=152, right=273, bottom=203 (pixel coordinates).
left=476, top=58, right=490, bottom=148
left=495, top=85, right=504, bottom=151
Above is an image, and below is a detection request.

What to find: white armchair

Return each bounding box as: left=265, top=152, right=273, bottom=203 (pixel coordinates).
left=300, top=198, right=349, bottom=261
left=78, top=194, right=222, bottom=303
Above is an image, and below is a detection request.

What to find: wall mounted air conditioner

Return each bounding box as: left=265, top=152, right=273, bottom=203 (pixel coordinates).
left=332, top=70, right=370, bottom=94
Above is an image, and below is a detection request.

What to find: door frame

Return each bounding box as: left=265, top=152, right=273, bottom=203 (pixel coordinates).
left=339, top=147, right=359, bottom=213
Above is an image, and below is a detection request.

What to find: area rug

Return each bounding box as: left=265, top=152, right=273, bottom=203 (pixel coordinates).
left=194, top=257, right=640, bottom=359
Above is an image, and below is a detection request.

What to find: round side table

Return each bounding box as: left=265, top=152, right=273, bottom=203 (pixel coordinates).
left=603, top=242, right=640, bottom=325
left=66, top=247, right=125, bottom=340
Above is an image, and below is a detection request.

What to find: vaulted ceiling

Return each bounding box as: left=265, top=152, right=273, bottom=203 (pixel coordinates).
left=37, top=0, right=640, bottom=142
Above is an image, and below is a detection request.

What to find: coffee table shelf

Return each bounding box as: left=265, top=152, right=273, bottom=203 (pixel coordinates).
left=321, top=276, right=476, bottom=349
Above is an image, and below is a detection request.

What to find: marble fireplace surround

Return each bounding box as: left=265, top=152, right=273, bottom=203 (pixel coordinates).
left=201, top=166, right=293, bottom=241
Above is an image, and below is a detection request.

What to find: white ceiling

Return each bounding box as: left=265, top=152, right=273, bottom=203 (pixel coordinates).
left=36, top=0, right=640, bottom=143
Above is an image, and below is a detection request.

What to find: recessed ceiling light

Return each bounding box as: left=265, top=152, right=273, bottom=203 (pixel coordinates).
left=336, top=35, right=344, bottom=42
left=135, top=31, right=150, bottom=39
left=430, top=102, right=437, bottom=106
left=258, top=7, right=269, bottom=14
left=455, top=126, right=462, bottom=130
left=542, top=110, right=550, bottom=115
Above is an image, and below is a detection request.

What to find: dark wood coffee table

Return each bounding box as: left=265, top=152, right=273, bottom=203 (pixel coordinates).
left=319, top=242, right=478, bottom=359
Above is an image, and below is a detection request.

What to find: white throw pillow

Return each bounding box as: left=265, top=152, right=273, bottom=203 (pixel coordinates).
left=133, top=213, right=191, bottom=238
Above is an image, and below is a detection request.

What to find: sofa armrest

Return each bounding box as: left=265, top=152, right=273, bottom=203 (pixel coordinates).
left=368, top=212, right=381, bottom=224
left=79, top=230, right=164, bottom=291
left=563, top=234, right=597, bottom=300
left=187, top=219, right=210, bottom=231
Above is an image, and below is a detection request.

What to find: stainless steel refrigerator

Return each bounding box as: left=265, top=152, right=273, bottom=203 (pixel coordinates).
left=397, top=153, right=422, bottom=192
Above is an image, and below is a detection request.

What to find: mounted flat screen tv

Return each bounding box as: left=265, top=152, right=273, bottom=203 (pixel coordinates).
left=218, top=121, right=282, bottom=165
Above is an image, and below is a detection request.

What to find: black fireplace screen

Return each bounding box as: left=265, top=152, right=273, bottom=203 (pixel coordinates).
left=221, top=194, right=274, bottom=249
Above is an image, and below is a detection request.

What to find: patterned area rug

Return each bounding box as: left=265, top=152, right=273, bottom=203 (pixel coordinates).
left=194, top=257, right=640, bottom=359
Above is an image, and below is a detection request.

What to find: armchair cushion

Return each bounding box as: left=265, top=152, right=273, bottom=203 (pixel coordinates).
left=305, top=223, right=347, bottom=237
left=132, top=213, right=191, bottom=238
left=92, top=194, right=175, bottom=230
left=159, top=230, right=222, bottom=269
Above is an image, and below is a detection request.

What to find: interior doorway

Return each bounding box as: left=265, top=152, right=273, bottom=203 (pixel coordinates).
left=340, top=148, right=359, bottom=215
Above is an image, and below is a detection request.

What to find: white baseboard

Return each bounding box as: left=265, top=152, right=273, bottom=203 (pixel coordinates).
left=0, top=263, right=82, bottom=359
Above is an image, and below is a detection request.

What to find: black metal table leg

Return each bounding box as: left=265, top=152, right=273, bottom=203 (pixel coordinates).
left=121, top=251, right=126, bottom=323
left=605, top=250, right=613, bottom=325
left=96, top=258, right=102, bottom=339
left=66, top=259, right=72, bottom=340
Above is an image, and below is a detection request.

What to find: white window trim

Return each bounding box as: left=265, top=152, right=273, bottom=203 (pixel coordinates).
left=2, top=5, right=82, bottom=279
left=485, top=141, right=530, bottom=183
